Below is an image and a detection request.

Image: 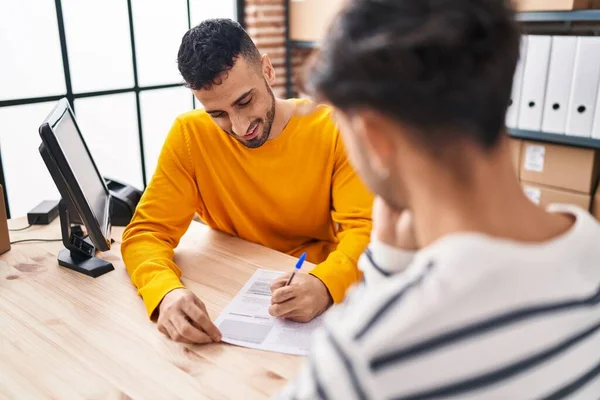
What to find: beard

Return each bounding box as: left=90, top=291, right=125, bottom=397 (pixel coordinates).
left=234, top=80, right=276, bottom=149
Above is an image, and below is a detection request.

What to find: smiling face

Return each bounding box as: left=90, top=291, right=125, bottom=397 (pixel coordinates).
left=194, top=56, right=277, bottom=148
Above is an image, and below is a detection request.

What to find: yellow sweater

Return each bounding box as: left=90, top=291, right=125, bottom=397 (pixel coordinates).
left=121, top=100, right=373, bottom=317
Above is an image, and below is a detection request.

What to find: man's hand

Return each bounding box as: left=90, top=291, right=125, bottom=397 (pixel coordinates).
left=372, top=196, right=418, bottom=250
left=157, top=288, right=222, bottom=344
left=269, top=273, right=333, bottom=323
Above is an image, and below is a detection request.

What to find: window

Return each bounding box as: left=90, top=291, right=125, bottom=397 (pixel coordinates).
left=0, top=0, right=241, bottom=217
left=140, top=87, right=194, bottom=180
left=0, top=102, right=61, bottom=217
left=0, top=0, right=66, bottom=101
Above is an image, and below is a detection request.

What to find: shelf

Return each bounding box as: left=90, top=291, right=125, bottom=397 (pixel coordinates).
left=517, top=10, right=600, bottom=22
left=288, top=11, right=600, bottom=53
left=508, top=128, right=600, bottom=150
left=289, top=40, right=320, bottom=49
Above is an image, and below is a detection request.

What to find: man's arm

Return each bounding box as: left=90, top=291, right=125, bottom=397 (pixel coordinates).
left=359, top=234, right=416, bottom=285
left=359, top=197, right=417, bottom=285
left=309, top=136, right=374, bottom=303
left=269, top=136, right=373, bottom=322
left=122, top=118, right=221, bottom=343
left=121, top=118, right=198, bottom=317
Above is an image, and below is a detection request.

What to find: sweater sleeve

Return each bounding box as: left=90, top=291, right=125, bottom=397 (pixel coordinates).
left=309, top=136, right=373, bottom=303
left=121, top=118, right=200, bottom=318
left=358, top=233, right=416, bottom=286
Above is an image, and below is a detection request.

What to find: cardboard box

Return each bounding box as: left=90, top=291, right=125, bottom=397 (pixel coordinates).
left=290, top=0, right=344, bottom=42
left=522, top=181, right=592, bottom=210
left=593, top=184, right=600, bottom=220
left=519, top=141, right=600, bottom=194
left=515, top=0, right=600, bottom=11
left=509, top=138, right=523, bottom=174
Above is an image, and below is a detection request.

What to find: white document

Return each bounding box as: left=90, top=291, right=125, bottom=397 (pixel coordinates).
left=541, top=36, right=577, bottom=134
left=506, top=36, right=528, bottom=128
left=565, top=37, right=600, bottom=138
left=517, top=35, right=552, bottom=131
left=215, top=269, right=324, bottom=356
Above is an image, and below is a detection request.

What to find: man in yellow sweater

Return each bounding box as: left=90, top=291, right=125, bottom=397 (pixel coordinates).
left=121, top=19, right=373, bottom=344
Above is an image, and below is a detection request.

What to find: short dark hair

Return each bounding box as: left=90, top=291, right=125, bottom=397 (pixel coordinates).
left=177, top=19, right=261, bottom=90
left=305, top=0, right=521, bottom=149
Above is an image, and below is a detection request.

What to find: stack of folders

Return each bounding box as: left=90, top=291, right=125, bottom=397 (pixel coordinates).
left=506, top=35, right=600, bottom=139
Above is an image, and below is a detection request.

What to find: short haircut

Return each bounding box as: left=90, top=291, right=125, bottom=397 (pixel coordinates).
left=177, top=18, right=262, bottom=90
left=304, top=0, right=521, bottom=150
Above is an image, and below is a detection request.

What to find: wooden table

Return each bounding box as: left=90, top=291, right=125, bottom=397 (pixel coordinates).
left=0, top=218, right=305, bottom=399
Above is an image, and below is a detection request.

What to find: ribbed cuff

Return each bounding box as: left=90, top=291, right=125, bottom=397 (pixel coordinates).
left=309, top=261, right=359, bottom=304
left=138, top=271, right=186, bottom=319
left=369, top=236, right=415, bottom=273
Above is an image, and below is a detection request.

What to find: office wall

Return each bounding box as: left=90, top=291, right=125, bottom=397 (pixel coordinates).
left=0, top=0, right=237, bottom=218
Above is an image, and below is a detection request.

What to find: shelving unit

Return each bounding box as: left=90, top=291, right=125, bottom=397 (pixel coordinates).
left=517, top=9, right=600, bottom=22
left=289, top=40, right=319, bottom=49
left=512, top=10, right=600, bottom=150
left=283, top=5, right=600, bottom=150
left=509, top=129, right=600, bottom=150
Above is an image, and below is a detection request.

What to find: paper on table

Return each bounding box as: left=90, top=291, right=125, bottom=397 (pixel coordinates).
left=215, top=269, right=324, bottom=356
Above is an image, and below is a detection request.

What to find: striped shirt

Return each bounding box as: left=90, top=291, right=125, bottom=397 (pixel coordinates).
left=276, top=204, right=600, bottom=399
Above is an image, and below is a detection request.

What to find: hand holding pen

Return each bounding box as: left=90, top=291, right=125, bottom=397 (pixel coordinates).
left=268, top=252, right=333, bottom=323
left=285, top=252, right=307, bottom=286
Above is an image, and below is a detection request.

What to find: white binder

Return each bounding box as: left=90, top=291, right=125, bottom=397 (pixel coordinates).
left=541, top=36, right=577, bottom=134
left=592, top=77, right=600, bottom=139
left=565, top=37, right=600, bottom=138
left=506, top=36, right=528, bottom=128
left=517, top=36, right=552, bottom=131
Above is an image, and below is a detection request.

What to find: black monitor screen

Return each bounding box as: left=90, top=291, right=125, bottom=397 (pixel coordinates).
left=51, top=109, right=110, bottom=237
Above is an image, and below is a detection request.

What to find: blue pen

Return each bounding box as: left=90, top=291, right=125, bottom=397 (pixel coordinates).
left=286, top=252, right=307, bottom=286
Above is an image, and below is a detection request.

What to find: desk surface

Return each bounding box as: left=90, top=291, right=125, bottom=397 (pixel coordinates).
left=1, top=219, right=304, bottom=399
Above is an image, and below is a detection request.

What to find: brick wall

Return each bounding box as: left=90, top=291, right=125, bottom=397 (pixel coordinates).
left=244, top=0, right=313, bottom=98
left=245, top=0, right=287, bottom=97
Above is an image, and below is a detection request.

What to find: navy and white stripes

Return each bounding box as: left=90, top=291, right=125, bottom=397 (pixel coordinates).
left=276, top=205, right=600, bottom=400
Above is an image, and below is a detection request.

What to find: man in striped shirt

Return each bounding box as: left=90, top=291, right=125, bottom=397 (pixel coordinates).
left=276, top=0, right=600, bottom=398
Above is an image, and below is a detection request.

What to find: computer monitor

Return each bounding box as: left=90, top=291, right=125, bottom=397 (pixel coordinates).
left=38, top=98, right=114, bottom=277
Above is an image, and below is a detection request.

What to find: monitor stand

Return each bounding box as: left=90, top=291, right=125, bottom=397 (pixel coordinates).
left=57, top=199, right=114, bottom=277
